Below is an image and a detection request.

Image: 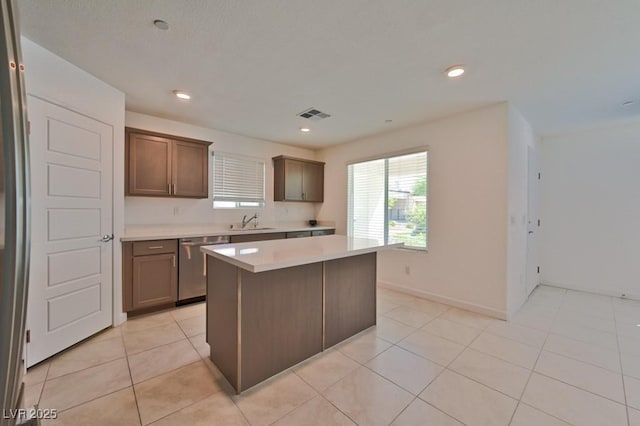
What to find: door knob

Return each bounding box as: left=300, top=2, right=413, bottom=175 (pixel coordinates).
left=101, top=234, right=114, bottom=242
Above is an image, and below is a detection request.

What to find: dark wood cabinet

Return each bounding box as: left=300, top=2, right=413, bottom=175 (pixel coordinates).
left=273, top=156, right=324, bottom=202
left=123, top=239, right=178, bottom=312
left=311, top=229, right=335, bottom=236
left=126, top=128, right=212, bottom=198
left=229, top=230, right=333, bottom=243
left=286, top=231, right=311, bottom=238
left=173, top=140, right=210, bottom=197
left=229, top=232, right=287, bottom=243
left=127, top=132, right=172, bottom=196
left=302, top=161, right=324, bottom=202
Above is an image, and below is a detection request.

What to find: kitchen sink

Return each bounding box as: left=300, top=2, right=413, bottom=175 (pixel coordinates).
left=237, top=227, right=276, bottom=231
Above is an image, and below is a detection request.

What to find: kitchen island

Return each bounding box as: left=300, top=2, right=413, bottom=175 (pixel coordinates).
left=201, top=234, right=402, bottom=393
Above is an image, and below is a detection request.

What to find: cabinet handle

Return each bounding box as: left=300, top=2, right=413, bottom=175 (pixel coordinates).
left=147, top=246, right=164, bottom=250
left=173, top=183, right=177, bottom=194
left=168, top=183, right=172, bottom=194
left=173, top=255, right=176, bottom=268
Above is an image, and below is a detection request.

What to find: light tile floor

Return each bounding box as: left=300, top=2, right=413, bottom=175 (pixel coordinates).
left=24, top=285, right=640, bottom=425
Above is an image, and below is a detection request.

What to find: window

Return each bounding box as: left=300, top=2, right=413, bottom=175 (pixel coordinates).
left=348, top=151, right=428, bottom=250
left=212, top=152, right=265, bottom=208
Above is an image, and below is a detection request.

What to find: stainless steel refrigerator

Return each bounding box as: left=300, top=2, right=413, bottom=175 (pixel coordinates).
left=0, top=0, right=31, bottom=424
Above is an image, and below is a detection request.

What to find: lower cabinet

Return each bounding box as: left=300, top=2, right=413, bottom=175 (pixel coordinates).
left=286, top=231, right=311, bottom=238
left=123, top=239, right=178, bottom=312
left=230, top=232, right=287, bottom=243
left=311, top=229, right=335, bottom=236
left=122, top=230, right=335, bottom=313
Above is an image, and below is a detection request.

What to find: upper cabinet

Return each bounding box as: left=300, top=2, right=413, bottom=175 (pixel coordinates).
left=126, top=128, right=212, bottom=198
left=273, top=156, right=325, bottom=202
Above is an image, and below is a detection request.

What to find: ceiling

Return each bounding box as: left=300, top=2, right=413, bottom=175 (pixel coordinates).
left=18, top=0, right=640, bottom=148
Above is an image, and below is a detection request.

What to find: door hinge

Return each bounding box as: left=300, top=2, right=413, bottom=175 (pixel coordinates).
left=537, top=219, right=540, bottom=227
left=538, top=172, right=541, bottom=180
left=26, top=329, right=31, bottom=343
left=27, top=120, right=30, bottom=135
left=537, top=266, right=540, bottom=274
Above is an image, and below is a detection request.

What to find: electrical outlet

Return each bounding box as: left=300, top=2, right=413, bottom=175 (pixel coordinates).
left=404, top=266, right=410, bottom=275
left=173, top=206, right=180, bottom=216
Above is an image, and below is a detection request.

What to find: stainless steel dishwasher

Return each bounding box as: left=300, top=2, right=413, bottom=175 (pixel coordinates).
left=178, top=235, right=230, bottom=301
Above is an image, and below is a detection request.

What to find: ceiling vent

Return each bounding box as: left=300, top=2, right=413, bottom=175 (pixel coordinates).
left=297, top=108, right=331, bottom=121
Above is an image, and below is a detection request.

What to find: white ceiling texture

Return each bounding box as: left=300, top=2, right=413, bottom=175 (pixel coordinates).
left=18, top=0, right=640, bottom=148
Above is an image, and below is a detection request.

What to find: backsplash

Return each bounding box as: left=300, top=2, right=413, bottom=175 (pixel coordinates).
left=124, top=196, right=316, bottom=227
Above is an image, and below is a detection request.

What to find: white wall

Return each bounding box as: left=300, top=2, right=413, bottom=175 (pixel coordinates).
left=21, top=38, right=127, bottom=323
left=317, top=104, right=510, bottom=317
left=506, top=105, right=538, bottom=317
left=125, top=112, right=318, bottom=227
left=540, top=119, right=640, bottom=299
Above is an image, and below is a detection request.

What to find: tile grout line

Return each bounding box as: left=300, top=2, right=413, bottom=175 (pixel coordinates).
left=506, top=288, right=563, bottom=425
left=505, top=290, right=602, bottom=426
left=39, top=335, right=135, bottom=419
left=182, top=324, right=255, bottom=426
left=409, top=305, right=498, bottom=425
left=129, top=314, right=222, bottom=425
left=127, top=313, right=194, bottom=424
left=288, top=370, right=361, bottom=426
left=541, top=339, right=624, bottom=374
left=36, top=333, right=124, bottom=382
left=283, top=294, right=444, bottom=425
left=612, top=296, right=632, bottom=426
left=121, top=324, right=143, bottom=426
left=530, top=368, right=628, bottom=406
left=34, top=361, right=51, bottom=408
left=377, top=293, right=472, bottom=425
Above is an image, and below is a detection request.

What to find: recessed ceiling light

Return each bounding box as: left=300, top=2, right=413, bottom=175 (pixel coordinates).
left=445, top=65, right=465, bottom=78
left=622, top=100, right=634, bottom=107
left=173, top=90, right=191, bottom=100
left=153, top=19, right=169, bottom=30
left=300, top=127, right=310, bottom=133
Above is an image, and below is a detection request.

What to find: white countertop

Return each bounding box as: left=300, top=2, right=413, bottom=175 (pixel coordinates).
left=200, top=234, right=403, bottom=272
left=121, top=224, right=334, bottom=241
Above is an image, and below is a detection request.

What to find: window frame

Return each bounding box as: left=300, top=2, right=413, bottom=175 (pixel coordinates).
left=347, top=147, right=429, bottom=251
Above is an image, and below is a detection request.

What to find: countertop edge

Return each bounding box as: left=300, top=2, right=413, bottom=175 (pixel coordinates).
left=201, top=238, right=403, bottom=272
left=120, top=225, right=335, bottom=242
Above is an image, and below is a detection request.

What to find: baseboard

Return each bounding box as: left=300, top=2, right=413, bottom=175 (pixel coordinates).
left=540, top=280, right=640, bottom=302
left=377, top=280, right=507, bottom=320
left=115, top=312, right=127, bottom=326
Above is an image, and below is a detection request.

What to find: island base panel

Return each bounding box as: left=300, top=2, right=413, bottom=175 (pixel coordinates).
left=240, top=263, right=323, bottom=390
left=206, top=252, right=377, bottom=393
left=324, top=253, right=377, bottom=348
left=206, top=256, right=239, bottom=389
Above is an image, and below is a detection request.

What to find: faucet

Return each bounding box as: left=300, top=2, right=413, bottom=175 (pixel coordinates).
left=241, top=213, right=258, bottom=229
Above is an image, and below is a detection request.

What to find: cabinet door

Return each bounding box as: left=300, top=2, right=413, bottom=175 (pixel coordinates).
left=173, top=140, right=209, bottom=198
left=132, top=253, right=177, bottom=310
left=128, top=133, right=172, bottom=196
left=284, top=159, right=304, bottom=201
left=302, top=162, right=324, bottom=202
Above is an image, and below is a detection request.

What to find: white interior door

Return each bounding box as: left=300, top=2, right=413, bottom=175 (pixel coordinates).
left=525, top=145, right=539, bottom=296
left=27, top=96, right=113, bottom=367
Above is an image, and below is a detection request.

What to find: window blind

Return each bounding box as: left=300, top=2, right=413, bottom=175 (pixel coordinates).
left=348, top=159, right=386, bottom=244
left=213, top=152, right=265, bottom=203
left=348, top=151, right=428, bottom=249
